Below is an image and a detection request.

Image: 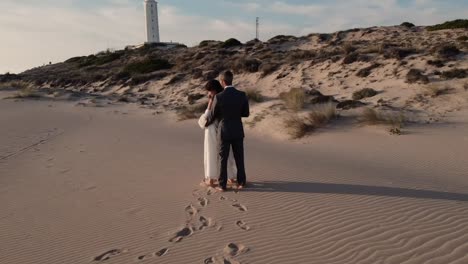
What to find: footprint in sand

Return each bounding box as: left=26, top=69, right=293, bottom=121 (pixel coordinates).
left=198, top=197, right=208, bottom=207
left=185, top=204, right=198, bottom=217
left=204, top=256, right=240, bottom=264
left=232, top=203, right=247, bottom=212
left=235, top=220, right=250, bottom=231
left=219, top=196, right=227, bottom=201
left=94, top=249, right=126, bottom=262
left=169, top=226, right=194, bottom=243
left=198, top=216, right=209, bottom=230
left=137, top=248, right=168, bottom=261
left=223, top=243, right=249, bottom=257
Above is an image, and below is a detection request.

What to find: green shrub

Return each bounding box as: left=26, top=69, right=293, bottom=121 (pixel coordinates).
left=401, top=22, right=415, bottom=28
left=427, top=19, right=468, bottom=31
left=221, top=38, right=242, bottom=48
left=123, top=58, right=172, bottom=75
left=352, top=88, right=378, bottom=100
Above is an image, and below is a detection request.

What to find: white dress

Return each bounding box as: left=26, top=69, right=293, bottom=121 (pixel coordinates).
left=198, top=109, right=237, bottom=180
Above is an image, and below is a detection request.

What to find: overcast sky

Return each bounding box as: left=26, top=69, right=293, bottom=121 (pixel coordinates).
left=1, top=0, right=467, bottom=73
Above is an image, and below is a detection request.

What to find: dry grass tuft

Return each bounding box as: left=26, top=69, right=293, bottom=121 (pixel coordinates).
left=5, top=86, right=41, bottom=99
left=280, top=88, right=306, bottom=111
left=424, top=84, right=451, bottom=97
left=177, top=102, right=208, bottom=121
left=284, top=103, right=337, bottom=139
left=244, top=89, right=264, bottom=103
left=0, top=80, right=29, bottom=90
left=358, top=108, right=405, bottom=128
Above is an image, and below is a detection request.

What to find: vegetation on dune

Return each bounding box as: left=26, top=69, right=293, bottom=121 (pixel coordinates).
left=123, top=57, right=172, bottom=75
left=427, top=19, right=468, bottom=31
left=177, top=102, right=208, bottom=120
left=221, top=38, right=243, bottom=48
left=400, top=22, right=416, bottom=28
left=352, top=88, right=378, bottom=100
left=280, top=88, right=306, bottom=111
left=406, top=69, right=429, bottom=84
left=244, top=89, right=264, bottom=103
left=284, top=103, right=337, bottom=139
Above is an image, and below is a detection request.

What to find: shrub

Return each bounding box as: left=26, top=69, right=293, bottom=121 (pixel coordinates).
left=280, top=88, right=306, bottom=111
left=356, top=63, right=381, bottom=77
left=307, top=103, right=337, bottom=126
left=406, top=69, right=429, bottom=84
left=268, top=35, right=297, bottom=44
left=221, top=38, right=242, bottom=48
left=259, top=63, right=279, bottom=77
left=384, top=47, right=416, bottom=60
left=425, top=85, right=452, bottom=97
left=0, top=80, right=29, bottom=90
left=342, top=43, right=357, bottom=54
left=177, top=102, right=208, bottom=120
left=427, top=19, right=468, bottom=31
left=427, top=59, right=445, bottom=68
left=358, top=108, right=405, bottom=128
left=457, top=36, right=468, bottom=42
left=352, top=88, right=378, bottom=100
left=244, top=89, right=264, bottom=102
left=5, top=87, right=41, bottom=99
left=199, top=40, right=218, bottom=47
left=123, top=58, right=172, bottom=74
left=436, top=44, right=460, bottom=59
left=440, top=68, right=467, bottom=79
left=287, top=50, right=316, bottom=61
left=234, top=58, right=262, bottom=73
left=401, top=22, right=416, bottom=28
left=284, top=115, right=312, bottom=139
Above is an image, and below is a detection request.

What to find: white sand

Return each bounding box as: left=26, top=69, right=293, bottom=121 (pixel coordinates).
left=1, top=97, right=468, bottom=264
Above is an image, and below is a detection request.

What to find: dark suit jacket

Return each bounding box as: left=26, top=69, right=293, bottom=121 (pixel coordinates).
left=205, top=86, right=250, bottom=141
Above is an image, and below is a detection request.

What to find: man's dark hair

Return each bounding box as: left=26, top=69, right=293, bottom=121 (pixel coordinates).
left=220, top=70, right=234, bottom=86
left=204, top=79, right=224, bottom=94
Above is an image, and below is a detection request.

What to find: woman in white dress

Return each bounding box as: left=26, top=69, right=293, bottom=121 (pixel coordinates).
left=198, top=80, right=237, bottom=187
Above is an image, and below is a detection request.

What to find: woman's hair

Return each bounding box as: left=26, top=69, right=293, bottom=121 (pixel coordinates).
left=204, top=79, right=224, bottom=94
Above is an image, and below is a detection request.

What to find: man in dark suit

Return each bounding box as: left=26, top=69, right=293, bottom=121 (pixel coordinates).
left=205, top=70, right=250, bottom=191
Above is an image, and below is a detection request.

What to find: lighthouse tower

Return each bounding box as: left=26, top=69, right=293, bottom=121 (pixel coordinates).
left=144, top=0, right=160, bottom=43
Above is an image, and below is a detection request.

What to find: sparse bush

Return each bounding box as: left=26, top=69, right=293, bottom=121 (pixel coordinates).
left=0, top=80, right=29, bottom=90
left=384, top=47, right=416, bottom=60
left=457, top=36, right=468, bottom=42
left=199, top=40, right=218, bottom=47
left=352, top=88, right=378, bottom=100
left=259, top=63, right=279, bottom=77
left=336, top=100, right=366, bottom=110
left=356, top=63, right=381, bottom=77
left=177, top=102, right=208, bottom=120
left=342, top=43, right=357, bottom=54
left=440, top=68, right=467, bottom=79
left=307, top=103, right=337, bottom=126
left=425, top=85, right=452, bottom=97
left=427, top=59, right=445, bottom=68
left=123, top=58, right=172, bottom=75
left=165, top=73, right=186, bottom=85
left=280, top=88, right=306, bottom=111
left=234, top=58, right=261, bottom=73
left=401, top=22, right=416, bottom=28
left=436, top=44, right=460, bottom=59
left=284, top=115, right=312, bottom=139
left=358, top=108, right=405, bottom=128
left=268, top=35, right=297, bottom=44
left=221, top=38, right=242, bottom=48
left=406, top=69, right=429, bottom=84
left=427, top=19, right=468, bottom=31
left=287, top=50, right=316, bottom=61
left=5, top=87, right=41, bottom=99
left=244, top=89, right=264, bottom=102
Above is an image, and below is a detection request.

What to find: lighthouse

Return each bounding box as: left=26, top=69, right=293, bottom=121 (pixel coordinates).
left=144, top=0, right=160, bottom=43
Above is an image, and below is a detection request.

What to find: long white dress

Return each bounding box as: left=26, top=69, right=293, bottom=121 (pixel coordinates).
left=198, top=109, right=237, bottom=180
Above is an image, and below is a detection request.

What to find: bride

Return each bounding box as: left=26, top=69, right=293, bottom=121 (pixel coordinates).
left=198, top=79, right=237, bottom=187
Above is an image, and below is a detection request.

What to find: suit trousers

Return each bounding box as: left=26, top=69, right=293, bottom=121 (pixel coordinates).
left=218, top=138, right=246, bottom=189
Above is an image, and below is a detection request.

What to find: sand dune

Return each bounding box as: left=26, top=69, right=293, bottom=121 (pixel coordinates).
left=1, top=98, right=468, bottom=264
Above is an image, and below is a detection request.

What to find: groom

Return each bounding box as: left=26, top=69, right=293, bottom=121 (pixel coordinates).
left=205, top=70, right=250, bottom=191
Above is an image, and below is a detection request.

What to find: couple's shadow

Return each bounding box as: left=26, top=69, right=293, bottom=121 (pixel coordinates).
left=244, top=181, right=468, bottom=202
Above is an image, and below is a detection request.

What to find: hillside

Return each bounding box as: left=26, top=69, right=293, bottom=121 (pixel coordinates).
left=1, top=20, right=467, bottom=139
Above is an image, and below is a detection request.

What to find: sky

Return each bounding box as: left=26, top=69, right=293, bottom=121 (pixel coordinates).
left=0, top=0, right=467, bottom=73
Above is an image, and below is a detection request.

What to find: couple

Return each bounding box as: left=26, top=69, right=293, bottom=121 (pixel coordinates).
left=198, top=70, right=250, bottom=192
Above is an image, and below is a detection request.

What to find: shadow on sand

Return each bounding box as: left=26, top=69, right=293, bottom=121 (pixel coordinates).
left=245, top=181, right=468, bottom=202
